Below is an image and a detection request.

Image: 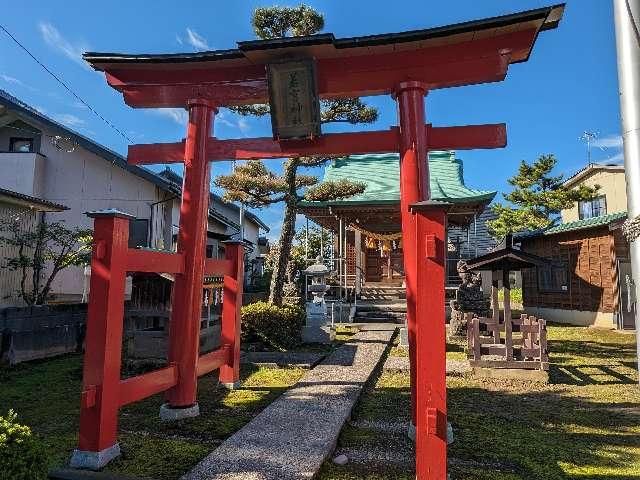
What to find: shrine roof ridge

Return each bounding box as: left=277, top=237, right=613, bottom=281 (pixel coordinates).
left=83, top=4, right=564, bottom=66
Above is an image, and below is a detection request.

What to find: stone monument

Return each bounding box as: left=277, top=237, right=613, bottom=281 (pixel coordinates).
left=449, top=260, right=490, bottom=338
left=301, top=258, right=336, bottom=344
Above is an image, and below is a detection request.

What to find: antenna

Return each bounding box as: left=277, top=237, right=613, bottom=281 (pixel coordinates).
left=578, top=131, right=599, bottom=166
left=578, top=130, right=610, bottom=166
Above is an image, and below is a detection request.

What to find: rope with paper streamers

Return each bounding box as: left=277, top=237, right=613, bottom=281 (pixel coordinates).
left=622, top=214, right=640, bottom=243
left=350, top=224, right=403, bottom=241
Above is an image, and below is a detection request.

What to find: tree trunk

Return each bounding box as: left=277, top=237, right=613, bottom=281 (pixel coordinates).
left=269, top=159, right=299, bottom=306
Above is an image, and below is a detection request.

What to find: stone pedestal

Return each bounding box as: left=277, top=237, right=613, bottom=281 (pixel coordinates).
left=301, top=324, right=336, bottom=343
left=302, top=300, right=335, bottom=344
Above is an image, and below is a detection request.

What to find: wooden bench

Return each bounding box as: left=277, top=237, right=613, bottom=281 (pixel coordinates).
left=467, top=312, right=548, bottom=371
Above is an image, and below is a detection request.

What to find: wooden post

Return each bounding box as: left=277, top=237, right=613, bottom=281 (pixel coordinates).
left=503, top=269, right=513, bottom=360
left=491, top=271, right=500, bottom=343
left=219, top=241, right=244, bottom=388
left=164, top=100, right=215, bottom=413
left=72, top=210, right=133, bottom=469
left=413, top=205, right=447, bottom=480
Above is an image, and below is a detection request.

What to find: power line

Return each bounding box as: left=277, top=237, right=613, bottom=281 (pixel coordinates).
left=0, top=23, right=133, bottom=143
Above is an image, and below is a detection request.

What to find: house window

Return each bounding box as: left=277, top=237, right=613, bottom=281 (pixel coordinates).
left=128, top=219, right=149, bottom=248
left=9, top=137, right=34, bottom=153
left=538, top=263, right=569, bottom=293
left=206, top=244, right=214, bottom=259
left=578, top=195, right=607, bottom=220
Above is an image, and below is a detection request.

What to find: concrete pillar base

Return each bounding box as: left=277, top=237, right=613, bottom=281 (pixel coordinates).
left=159, top=403, right=200, bottom=421
left=398, top=326, right=409, bottom=347
left=407, top=421, right=454, bottom=444
left=69, top=443, right=121, bottom=470
left=407, top=421, right=416, bottom=441
left=220, top=381, right=241, bottom=390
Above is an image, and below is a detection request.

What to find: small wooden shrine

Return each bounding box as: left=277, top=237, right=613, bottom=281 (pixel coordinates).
left=464, top=235, right=550, bottom=378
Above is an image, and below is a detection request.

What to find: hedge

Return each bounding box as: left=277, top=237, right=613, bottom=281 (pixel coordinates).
left=241, top=301, right=305, bottom=350
left=0, top=410, right=47, bottom=480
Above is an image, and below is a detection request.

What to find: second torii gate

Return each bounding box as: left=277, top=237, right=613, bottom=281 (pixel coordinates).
left=78, top=4, right=564, bottom=478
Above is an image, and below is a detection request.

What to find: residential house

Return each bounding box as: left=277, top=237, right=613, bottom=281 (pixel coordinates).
left=518, top=163, right=632, bottom=329
left=0, top=89, right=268, bottom=306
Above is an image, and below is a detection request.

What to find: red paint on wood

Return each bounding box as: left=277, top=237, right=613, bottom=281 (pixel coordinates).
left=414, top=207, right=448, bottom=479
left=396, top=81, right=428, bottom=435
left=427, top=124, right=507, bottom=150
left=77, top=216, right=129, bottom=452
left=204, top=259, right=234, bottom=277
left=126, top=249, right=184, bottom=274
left=425, top=234, right=437, bottom=259
left=219, top=243, right=244, bottom=386
left=104, top=30, right=535, bottom=108
left=118, top=365, right=178, bottom=407
left=196, top=347, right=229, bottom=377
left=165, top=100, right=215, bottom=408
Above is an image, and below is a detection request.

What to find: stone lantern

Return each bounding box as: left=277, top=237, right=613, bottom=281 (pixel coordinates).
left=301, top=257, right=336, bottom=343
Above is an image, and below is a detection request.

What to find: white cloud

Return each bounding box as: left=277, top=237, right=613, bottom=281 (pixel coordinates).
left=72, top=100, right=88, bottom=109
left=52, top=113, right=86, bottom=127
left=34, top=106, right=47, bottom=115
left=185, top=28, right=210, bottom=51
left=38, top=21, right=89, bottom=68
left=151, top=108, right=188, bottom=125
left=593, top=134, right=623, bottom=149
left=237, top=117, right=250, bottom=135
left=0, top=74, right=23, bottom=86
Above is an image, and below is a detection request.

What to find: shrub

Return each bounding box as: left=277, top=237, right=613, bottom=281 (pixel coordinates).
left=241, top=301, right=305, bottom=350
left=0, top=410, right=47, bottom=480
left=498, top=287, right=523, bottom=305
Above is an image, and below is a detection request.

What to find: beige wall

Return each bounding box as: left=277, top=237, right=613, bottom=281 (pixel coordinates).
left=562, top=170, right=627, bottom=222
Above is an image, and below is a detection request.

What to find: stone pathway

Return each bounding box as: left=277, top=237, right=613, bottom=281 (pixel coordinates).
left=383, top=355, right=471, bottom=375
left=240, top=351, right=325, bottom=368
left=183, top=328, right=395, bottom=480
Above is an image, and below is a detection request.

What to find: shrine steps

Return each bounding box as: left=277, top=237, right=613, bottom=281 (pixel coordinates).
left=359, top=285, right=406, bottom=301
left=353, top=302, right=407, bottom=324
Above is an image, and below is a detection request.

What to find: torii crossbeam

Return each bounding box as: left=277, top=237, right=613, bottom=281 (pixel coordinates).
left=78, top=4, right=564, bottom=478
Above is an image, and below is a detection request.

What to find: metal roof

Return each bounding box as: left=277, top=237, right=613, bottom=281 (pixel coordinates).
left=0, top=188, right=68, bottom=212
left=299, top=152, right=496, bottom=207
left=517, top=211, right=628, bottom=239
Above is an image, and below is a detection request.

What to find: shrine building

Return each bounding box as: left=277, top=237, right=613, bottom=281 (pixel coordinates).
left=298, top=151, right=496, bottom=287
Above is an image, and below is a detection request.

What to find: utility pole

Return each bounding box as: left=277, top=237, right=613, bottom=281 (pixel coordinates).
left=613, top=0, right=640, bottom=381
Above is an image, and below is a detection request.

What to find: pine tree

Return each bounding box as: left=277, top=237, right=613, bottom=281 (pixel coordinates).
left=488, top=154, right=600, bottom=238
left=216, top=5, right=377, bottom=305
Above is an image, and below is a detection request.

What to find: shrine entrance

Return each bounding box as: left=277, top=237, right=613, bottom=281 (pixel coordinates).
left=74, top=5, right=564, bottom=478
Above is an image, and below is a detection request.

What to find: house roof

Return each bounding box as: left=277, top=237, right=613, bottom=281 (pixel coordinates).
left=563, top=163, right=625, bottom=188
left=0, top=90, right=268, bottom=232
left=465, top=245, right=549, bottom=272
left=298, top=152, right=496, bottom=207
left=0, top=187, right=68, bottom=212
left=516, top=211, right=628, bottom=240
left=0, top=89, right=179, bottom=195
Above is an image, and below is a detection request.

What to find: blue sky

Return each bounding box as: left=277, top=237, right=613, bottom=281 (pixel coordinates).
left=0, top=1, right=623, bottom=239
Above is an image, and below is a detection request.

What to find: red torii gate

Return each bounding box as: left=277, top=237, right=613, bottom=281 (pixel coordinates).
left=74, top=5, right=564, bottom=478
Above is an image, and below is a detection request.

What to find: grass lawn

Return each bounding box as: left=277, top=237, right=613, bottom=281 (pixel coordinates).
left=319, top=324, right=640, bottom=480
left=0, top=357, right=304, bottom=479
left=0, top=326, right=357, bottom=479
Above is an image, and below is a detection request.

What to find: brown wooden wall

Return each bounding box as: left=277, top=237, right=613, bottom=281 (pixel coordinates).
left=521, top=227, right=625, bottom=313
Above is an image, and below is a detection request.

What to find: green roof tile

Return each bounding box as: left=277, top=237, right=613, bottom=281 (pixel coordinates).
left=299, top=151, right=496, bottom=207
left=518, top=211, right=628, bottom=239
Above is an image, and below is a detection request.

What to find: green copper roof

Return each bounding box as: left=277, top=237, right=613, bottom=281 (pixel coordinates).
left=518, top=211, right=628, bottom=239
left=299, top=152, right=496, bottom=207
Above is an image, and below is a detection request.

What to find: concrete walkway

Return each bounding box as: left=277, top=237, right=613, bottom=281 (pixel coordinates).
left=183, top=327, right=395, bottom=480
